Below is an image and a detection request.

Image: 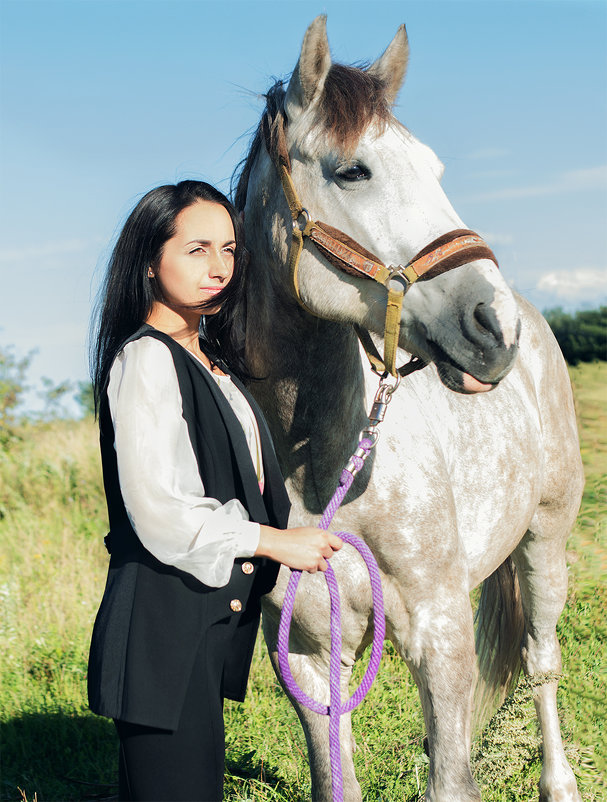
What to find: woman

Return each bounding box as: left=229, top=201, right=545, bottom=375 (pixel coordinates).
left=88, top=180, right=342, bottom=801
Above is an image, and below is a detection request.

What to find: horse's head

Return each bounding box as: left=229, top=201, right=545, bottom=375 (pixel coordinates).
left=237, top=16, right=520, bottom=393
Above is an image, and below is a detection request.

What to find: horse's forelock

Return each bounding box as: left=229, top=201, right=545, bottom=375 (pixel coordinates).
left=319, top=64, right=391, bottom=153
left=233, top=66, right=391, bottom=210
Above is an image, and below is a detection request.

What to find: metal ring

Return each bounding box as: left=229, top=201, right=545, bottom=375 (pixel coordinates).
left=384, top=266, right=410, bottom=291
left=378, top=373, right=401, bottom=400
left=361, top=427, right=380, bottom=447
left=293, top=208, right=311, bottom=233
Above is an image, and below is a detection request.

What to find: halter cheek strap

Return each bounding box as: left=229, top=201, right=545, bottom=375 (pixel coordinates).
left=265, top=113, right=499, bottom=377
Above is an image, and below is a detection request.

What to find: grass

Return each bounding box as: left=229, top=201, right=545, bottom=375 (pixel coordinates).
left=1, top=363, right=605, bottom=801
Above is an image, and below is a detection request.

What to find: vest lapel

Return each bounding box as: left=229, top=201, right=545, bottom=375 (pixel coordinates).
left=183, top=353, right=272, bottom=525
left=229, top=374, right=291, bottom=529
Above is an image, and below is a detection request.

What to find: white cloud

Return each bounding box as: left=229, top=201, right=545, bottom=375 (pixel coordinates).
left=469, top=169, right=517, bottom=180
left=466, top=147, right=510, bottom=161
left=0, top=238, right=100, bottom=264
left=468, top=165, right=607, bottom=202
left=537, top=267, right=607, bottom=300
left=478, top=231, right=514, bottom=247
left=563, top=166, right=607, bottom=189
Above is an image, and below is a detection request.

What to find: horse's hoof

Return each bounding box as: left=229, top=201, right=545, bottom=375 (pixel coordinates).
left=539, top=767, right=582, bottom=802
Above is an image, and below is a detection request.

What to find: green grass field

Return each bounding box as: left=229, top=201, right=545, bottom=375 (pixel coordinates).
left=1, top=362, right=604, bottom=801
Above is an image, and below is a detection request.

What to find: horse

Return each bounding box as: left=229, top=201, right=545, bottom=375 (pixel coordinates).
left=234, top=16, right=584, bottom=801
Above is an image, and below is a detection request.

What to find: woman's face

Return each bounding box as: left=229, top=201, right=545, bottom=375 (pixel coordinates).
left=154, top=200, right=235, bottom=312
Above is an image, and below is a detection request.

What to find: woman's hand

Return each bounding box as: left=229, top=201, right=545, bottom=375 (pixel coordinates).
left=256, top=526, right=343, bottom=573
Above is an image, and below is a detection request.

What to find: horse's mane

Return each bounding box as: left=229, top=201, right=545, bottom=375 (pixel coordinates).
left=233, top=64, right=392, bottom=212
left=233, top=81, right=285, bottom=212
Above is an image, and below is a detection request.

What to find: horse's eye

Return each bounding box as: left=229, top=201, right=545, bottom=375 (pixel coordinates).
left=335, top=165, right=370, bottom=182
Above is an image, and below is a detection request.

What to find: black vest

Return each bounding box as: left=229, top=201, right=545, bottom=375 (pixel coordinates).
left=88, top=327, right=290, bottom=729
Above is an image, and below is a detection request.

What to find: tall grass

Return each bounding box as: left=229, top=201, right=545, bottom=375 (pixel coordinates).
left=0, top=419, right=115, bottom=801
left=1, top=364, right=605, bottom=801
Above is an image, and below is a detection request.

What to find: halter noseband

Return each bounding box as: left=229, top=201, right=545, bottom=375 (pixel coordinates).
left=263, top=111, right=499, bottom=377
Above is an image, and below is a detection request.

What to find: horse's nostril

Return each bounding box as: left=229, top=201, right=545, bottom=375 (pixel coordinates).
left=473, top=302, right=503, bottom=343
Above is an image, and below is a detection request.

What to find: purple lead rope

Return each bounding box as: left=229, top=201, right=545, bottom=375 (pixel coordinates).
left=277, top=437, right=386, bottom=802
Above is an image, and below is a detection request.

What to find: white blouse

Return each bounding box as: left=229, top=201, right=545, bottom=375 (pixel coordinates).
left=107, top=336, right=263, bottom=588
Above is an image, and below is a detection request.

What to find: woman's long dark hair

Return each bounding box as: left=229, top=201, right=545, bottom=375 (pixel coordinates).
left=91, top=180, right=249, bottom=412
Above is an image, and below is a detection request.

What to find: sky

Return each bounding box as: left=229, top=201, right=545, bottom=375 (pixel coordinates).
left=1, top=0, right=606, bottom=414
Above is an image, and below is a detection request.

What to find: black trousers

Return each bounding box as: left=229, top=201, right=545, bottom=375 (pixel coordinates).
left=114, top=618, right=234, bottom=802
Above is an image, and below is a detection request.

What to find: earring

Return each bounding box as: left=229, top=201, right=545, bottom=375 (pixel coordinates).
left=147, top=267, right=154, bottom=278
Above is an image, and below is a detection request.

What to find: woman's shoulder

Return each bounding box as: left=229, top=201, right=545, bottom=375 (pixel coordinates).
left=117, top=329, right=175, bottom=362
left=111, top=328, right=210, bottom=396
left=110, top=330, right=178, bottom=392
left=106, top=332, right=186, bottom=423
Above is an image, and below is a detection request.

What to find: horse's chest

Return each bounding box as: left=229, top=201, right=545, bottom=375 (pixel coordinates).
left=322, top=379, right=542, bottom=580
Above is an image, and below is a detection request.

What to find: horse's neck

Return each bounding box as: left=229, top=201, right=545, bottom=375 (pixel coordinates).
left=244, top=262, right=370, bottom=503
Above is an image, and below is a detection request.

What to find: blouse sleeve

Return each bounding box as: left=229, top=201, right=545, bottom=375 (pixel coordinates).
left=107, top=336, right=261, bottom=588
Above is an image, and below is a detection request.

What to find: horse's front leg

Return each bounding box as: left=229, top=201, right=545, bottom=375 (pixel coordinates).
left=393, top=575, right=480, bottom=802
left=262, top=575, right=364, bottom=802
left=272, top=648, right=360, bottom=802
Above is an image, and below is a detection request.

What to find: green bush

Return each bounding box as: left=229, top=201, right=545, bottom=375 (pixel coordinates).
left=544, top=307, right=607, bottom=365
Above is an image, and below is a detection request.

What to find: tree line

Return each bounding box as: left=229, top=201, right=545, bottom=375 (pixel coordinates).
left=543, top=306, right=606, bottom=365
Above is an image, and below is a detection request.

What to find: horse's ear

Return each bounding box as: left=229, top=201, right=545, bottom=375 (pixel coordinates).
left=284, top=15, right=332, bottom=122
left=368, top=24, right=409, bottom=106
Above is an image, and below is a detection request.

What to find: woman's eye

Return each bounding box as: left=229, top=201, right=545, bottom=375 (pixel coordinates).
left=335, top=165, right=370, bottom=182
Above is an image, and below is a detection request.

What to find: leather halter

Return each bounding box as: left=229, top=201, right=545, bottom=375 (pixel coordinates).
left=262, top=111, right=499, bottom=377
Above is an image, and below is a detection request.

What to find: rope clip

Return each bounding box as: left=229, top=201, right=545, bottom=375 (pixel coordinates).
left=357, top=373, right=401, bottom=456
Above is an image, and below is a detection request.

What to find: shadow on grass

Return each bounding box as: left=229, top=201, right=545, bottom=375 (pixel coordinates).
left=2, top=713, right=298, bottom=802
left=225, top=750, right=294, bottom=799
left=1, top=712, right=117, bottom=802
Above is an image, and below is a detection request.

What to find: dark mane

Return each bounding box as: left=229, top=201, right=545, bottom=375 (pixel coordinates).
left=233, top=81, right=286, bottom=212
left=233, top=64, right=391, bottom=212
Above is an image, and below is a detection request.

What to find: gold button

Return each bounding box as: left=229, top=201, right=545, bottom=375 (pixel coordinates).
left=230, top=599, right=242, bottom=612
left=241, top=561, right=254, bottom=575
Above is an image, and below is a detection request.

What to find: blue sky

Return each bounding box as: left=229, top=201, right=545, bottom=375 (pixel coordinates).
left=1, top=0, right=606, bottom=412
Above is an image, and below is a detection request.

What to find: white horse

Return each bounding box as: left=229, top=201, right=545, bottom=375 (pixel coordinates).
left=235, top=17, right=583, bottom=801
